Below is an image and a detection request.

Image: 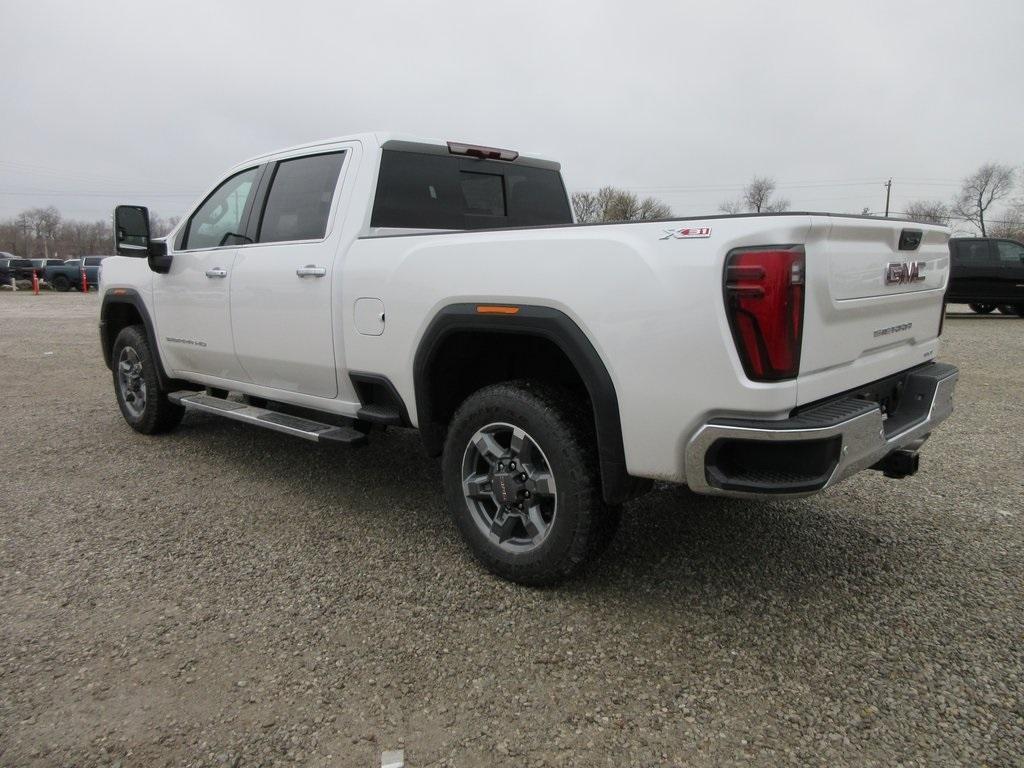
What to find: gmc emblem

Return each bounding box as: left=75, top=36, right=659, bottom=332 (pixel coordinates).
left=885, top=261, right=926, bottom=285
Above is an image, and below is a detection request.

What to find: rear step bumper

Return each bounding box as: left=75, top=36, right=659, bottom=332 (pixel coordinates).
left=684, top=362, right=958, bottom=498
left=169, top=392, right=367, bottom=445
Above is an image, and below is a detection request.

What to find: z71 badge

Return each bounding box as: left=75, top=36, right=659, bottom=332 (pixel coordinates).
left=660, top=226, right=712, bottom=240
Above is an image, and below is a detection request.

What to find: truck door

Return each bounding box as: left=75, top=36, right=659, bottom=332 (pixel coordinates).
left=229, top=150, right=349, bottom=399
left=153, top=167, right=260, bottom=380
left=993, top=240, right=1024, bottom=304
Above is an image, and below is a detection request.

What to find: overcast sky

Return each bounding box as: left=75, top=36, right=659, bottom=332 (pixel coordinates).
left=1, top=0, right=1022, bottom=225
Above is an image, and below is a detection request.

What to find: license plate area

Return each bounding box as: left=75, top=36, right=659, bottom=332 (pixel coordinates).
left=850, top=363, right=947, bottom=437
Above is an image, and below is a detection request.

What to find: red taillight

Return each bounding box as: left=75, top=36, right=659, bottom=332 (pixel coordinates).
left=724, top=246, right=805, bottom=381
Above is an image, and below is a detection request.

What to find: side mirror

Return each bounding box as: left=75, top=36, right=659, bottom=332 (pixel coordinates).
left=114, top=205, right=150, bottom=256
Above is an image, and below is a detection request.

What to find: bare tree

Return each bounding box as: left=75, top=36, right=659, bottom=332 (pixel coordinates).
left=572, top=186, right=671, bottom=223
left=951, top=163, right=1014, bottom=236
left=1, top=208, right=114, bottom=257
left=25, top=206, right=62, bottom=257
left=720, top=176, right=790, bottom=214
left=902, top=200, right=950, bottom=226
left=989, top=200, right=1024, bottom=242
left=149, top=213, right=181, bottom=238
left=636, top=196, right=672, bottom=220
left=570, top=191, right=601, bottom=224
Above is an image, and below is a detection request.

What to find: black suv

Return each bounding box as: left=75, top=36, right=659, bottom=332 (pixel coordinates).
left=946, top=238, right=1024, bottom=317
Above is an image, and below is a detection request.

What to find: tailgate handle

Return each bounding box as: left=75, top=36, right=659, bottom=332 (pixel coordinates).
left=898, top=229, right=923, bottom=251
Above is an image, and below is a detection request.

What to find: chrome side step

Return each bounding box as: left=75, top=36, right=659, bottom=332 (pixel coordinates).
left=169, top=392, right=367, bottom=445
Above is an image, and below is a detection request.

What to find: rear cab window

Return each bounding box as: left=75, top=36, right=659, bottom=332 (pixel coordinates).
left=370, top=148, right=572, bottom=231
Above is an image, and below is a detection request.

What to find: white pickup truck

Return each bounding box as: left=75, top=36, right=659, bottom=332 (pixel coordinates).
left=101, top=132, right=958, bottom=585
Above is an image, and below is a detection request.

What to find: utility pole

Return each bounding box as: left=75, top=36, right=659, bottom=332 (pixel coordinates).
left=19, top=218, right=31, bottom=257
left=884, top=179, right=892, bottom=217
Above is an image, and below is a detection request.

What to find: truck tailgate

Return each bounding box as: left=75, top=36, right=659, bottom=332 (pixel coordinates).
left=798, top=217, right=949, bottom=405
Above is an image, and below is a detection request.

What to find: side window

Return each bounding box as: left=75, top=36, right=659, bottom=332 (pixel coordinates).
left=995, top=240, right=1024, bottom=264
left=954, top=241, right=990, bottom=264
left=183, top=167, right=259, bottom=250
left=257, top=152, right=345, bottom=243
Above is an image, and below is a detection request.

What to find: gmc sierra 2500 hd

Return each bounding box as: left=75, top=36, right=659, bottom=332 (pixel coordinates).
left=101, top=133, right=958, bottom=585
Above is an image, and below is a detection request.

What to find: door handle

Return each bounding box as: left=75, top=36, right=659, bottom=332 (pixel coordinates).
left=296, top=265, right=327, bottom=278
left=205, top=268, right=228, bottom=278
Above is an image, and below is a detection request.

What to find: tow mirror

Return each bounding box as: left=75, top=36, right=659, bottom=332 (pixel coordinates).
left=114, top=205, right=150, bottom=256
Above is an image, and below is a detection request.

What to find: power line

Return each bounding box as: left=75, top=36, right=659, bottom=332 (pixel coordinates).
left=0, top=190, right=197, bottom=197
left=0, top=159, right=190, bottom=190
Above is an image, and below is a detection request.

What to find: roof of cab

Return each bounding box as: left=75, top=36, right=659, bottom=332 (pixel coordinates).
left=238, top=132, right=560, bottom=171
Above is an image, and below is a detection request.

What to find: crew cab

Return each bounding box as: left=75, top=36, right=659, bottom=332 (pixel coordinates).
left=946, top=237, right=1024, bottom=317
left=99, top=132, right=958, bottom=585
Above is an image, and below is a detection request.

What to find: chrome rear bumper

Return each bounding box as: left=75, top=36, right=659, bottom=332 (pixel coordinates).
left=685, top=363, right=958, bottom=498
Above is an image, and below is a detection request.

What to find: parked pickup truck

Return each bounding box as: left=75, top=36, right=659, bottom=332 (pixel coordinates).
left=44, top=256, right=107, bottom=291
left=100, top=132, right=958, bottom=585
left=946, top=237, right=1024, bottom=317
left=31, top=258, right=66, bottom=285
left=1, top=255, right=37, bottom=284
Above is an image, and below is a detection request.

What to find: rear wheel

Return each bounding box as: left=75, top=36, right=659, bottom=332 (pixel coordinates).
left=112, top=325, right=184, bottom=434
left=997, top=305, right=1020, bottom=315
left=51, top=275, right=70, bottom=292
left=442, top=381, right=619, bottom=586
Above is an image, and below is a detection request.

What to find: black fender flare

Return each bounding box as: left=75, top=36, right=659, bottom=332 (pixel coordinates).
left=413, top=303, right=634, bottom=505
left=99, top=288, right=177, bottom=390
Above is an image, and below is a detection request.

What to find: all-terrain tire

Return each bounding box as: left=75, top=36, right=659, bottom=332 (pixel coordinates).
left=442, top=380, right=620, bottom=586
left=111, top=325, right=185, bottom=434
left=51, top=275, right=70, bottom=292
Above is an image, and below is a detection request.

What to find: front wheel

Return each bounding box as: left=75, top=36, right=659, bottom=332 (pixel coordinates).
left=442, top=381, right=619, bottom=586
left=112, top=325, right=184, bottom=434
left=997, top=304, right=1024, bottom=316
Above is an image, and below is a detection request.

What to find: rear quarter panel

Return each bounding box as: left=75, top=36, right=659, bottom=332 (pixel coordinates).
left=343, top=216, right=815, bottom=482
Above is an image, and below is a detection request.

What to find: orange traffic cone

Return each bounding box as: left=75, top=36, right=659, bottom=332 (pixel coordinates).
left=81, top=269, right=88, bottom=293
left=32, top=270, right=39, bottom=295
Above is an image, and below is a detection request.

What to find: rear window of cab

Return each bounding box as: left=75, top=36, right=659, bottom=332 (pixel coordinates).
left=370, top=150, right=572, bottom=230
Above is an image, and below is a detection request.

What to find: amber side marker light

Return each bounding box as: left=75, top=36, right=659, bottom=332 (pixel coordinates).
left=476, top=305, right=520, bottom=315
left=113, top=288, right=127, bottom=295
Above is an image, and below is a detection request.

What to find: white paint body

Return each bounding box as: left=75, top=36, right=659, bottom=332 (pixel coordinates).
left=100, top=133, right=950, bottom=485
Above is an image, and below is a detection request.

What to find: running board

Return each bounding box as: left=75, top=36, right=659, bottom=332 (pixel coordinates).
left=169, top=392, right=367, bottom=445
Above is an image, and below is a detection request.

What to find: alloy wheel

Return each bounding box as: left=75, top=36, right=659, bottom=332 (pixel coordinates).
left=461, top=422, right=557, bottom=553
left=117, top=346, right=147, bottom=418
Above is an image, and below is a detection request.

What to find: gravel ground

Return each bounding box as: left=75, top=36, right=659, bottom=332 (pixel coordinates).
left=1, top=293, right=1022, bottom=767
